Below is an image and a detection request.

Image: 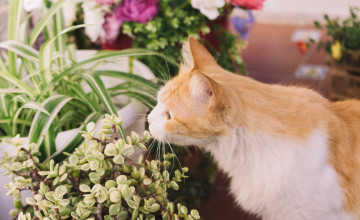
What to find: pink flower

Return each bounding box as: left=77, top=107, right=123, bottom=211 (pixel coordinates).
left=101, top=12, right=122, bottom=43
left=230, top=0, right=264, bottom=10
left=95, top=0, right=114, bottom=5
left=116, top=0, right=159, bottom=24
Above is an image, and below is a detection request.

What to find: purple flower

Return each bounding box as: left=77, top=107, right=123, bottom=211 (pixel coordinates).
left=102, top=12, right=123, bottom=43
left=116, top=0, right=159, bottom=24
left=231, top=10, right=255, bottom=39
left=95, top=0, right=114, bottom=5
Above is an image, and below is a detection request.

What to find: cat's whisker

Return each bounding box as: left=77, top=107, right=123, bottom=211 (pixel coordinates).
left=195, top=145, right=209, bottom=159
left=145, top=139, right=157, bottom=161
left=156, top=141, right=161, bottom=169
left=162, top=141, right=167, bottom=174
left=164, top=137, right=179, bottom=174
left=160, top=52, right=171, bottom=81
left=154, top=59, right=170, bottom=81
left=153, top=66, right=170, bottom=84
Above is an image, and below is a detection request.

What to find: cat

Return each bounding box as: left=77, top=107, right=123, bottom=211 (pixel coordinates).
left=147, top=36, right=360, bottom=220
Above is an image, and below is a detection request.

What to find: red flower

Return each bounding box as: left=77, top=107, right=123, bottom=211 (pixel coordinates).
left=116, top=0, right=160, bottom=24
left=230, top=0, right=265, bottom=10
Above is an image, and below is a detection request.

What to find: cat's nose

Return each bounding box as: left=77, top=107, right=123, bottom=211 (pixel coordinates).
left=147, top=117, right=151, bottom=124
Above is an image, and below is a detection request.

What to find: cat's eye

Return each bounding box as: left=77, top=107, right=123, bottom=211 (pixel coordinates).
left=166, top=111, right=174, bottom=120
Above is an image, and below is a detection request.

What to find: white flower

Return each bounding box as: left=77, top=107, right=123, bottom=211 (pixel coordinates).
left=62, top=0, right=81, bottom=27
left=191, top=0, right=225, bottom=20
left=82, top=1, right=110, bottom=42
left=23, top=0, right=42, bottom=12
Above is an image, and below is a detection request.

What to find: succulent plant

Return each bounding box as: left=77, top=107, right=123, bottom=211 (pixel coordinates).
left=1, top=114, right=200, bottom=220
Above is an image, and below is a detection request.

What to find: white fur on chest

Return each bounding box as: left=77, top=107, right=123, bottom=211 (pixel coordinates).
left=202, top=127, right=350, bottom=220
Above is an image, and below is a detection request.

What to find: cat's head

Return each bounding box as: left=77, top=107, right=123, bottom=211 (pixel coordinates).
left=148, top=37, right=237, bottom=146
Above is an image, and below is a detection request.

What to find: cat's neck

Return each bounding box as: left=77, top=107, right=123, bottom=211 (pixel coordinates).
left=200, top=126, right=343, bottom=217
left=202, top=126, right=300, bottom=179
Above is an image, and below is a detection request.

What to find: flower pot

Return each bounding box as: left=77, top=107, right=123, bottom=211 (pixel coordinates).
left=0, top=50, right=155, bottom=215
left=101, top=34, right=133, bottom=50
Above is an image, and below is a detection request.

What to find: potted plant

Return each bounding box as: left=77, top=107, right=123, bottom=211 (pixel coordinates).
left=33, top=0, right=264, bottom=74
left=0, top=0, right=176, bottom=214
left=0, top=0, right=176, bottom=156
left=314, top=6, right=360, bottom=75
left=1, top=114, right=200, bottom=220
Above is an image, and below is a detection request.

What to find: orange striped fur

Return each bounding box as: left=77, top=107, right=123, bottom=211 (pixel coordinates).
left=152, top=37, right=360, bottom=218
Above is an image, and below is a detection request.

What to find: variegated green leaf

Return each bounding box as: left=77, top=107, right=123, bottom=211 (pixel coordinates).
left=39, top=24, right=90, bottom=87
left=7, top=0, right=23, bottom=76
left=0, top=70, right=37, bottom=98
left=0, top=41, right=39, bottom=63
left=83, top=73, right=116, bottom=115
left=29, top=0, right=66, bottom=46
left=95, top=70, right=159, bottom=92
left=28, top=95, right=72, bottom=158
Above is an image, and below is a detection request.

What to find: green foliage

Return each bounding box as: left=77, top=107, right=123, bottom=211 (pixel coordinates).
left=122, top=0, right=245, bottom=74
left=0, top=0, right=173, bottom=160
left=2, top=114, right=200, bottom=220
left=122, top=0, right=209, bottom=60
left=314, top=6, right=360, bottom=55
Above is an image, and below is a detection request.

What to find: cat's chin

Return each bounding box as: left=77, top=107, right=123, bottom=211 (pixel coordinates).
left=155, top=133, right=211, bottom=148
left=149, top=123, right=213, bottom=147
left=150, top=128, right=192, bottom=146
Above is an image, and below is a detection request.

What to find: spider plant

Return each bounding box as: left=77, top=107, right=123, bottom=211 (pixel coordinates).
left=0, top=0, right=175, bottom=161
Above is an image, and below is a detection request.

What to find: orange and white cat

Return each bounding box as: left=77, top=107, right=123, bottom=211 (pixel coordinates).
left=148, top=37, right=360, bottom=220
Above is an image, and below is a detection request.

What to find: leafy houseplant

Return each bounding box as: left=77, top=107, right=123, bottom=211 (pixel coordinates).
left=0, top=0, right=175, bottom=161
left=51, top=0, right=265, bottom=74
left=314, top=6, right=360, bottom=74
left=1, top=114, right=200, bottom=220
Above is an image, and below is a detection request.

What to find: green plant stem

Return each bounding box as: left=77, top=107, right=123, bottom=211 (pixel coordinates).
left=178, top=0, right=191, bottom=10
left=12, top=204, right=30, bottom=220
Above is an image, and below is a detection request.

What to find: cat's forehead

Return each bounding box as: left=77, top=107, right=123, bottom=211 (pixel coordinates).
left=159, top=74, right=190, bottom=100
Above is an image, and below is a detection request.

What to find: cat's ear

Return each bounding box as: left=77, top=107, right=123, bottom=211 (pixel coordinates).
left=188, top=36, right=218, bottom=70
left=189, top=71, right=222, bottom=106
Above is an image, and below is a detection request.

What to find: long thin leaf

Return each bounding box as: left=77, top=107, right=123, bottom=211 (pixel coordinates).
left=0, top=118, right=32, bottom=126
left=28, top=95, right=72, bottom=158
left=0, top=41, right=39, bottom=62
left=84, top=74, right=117, bottom=115
left=29, top=0, right=66, bottom=46
left=7, top=0, right=23, bottom=76
left=69, top=84, right=98, bottom=112
left=40, top=49, right=162, bottom=97
left=22, top=102, right=51, bottom=116
left=54, top=9, right=66, bottom=70
left=0, top=70, right=37, bottom=98
left=39, top=24, right=90, bottom=87
left=9, top=101, right=50, bottom=135
left=95, top=70, right=159, bottom=92
left=54, top=110, right=77, bottom=131
left=0, top=89, right=27, bottom=94
left=0, top=56, right=8, bottom=73
left=0, top=94, right=9, bottom=117
left=0, top=94, right=11, bottom=135
left=111, top=91, right=157, bottom=109
left=43, top=124, right=56, bottom=157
